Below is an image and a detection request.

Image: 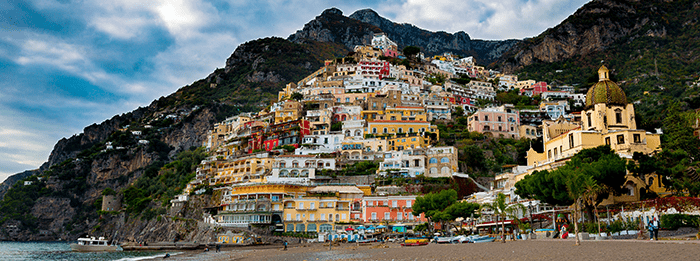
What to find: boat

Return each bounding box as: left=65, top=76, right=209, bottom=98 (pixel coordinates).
left=70, top=236, right=120, bottom=252
left=470, top=235, right=495, bottom=243
left=401, top=237, right=429, bottom=246
left=435, top=236, right=454, bottom=244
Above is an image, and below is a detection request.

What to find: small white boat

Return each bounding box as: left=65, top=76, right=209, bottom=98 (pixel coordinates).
left=70, top=236, right=120, bottom=252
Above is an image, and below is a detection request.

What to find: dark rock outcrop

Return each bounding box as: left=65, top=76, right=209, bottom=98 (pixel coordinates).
left=497, top=0, right=679, bottom=72
left=288, top=8, right=520, bottom=64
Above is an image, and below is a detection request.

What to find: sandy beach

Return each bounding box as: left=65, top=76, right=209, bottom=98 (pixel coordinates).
left=154, top=239, right=700, bottom=261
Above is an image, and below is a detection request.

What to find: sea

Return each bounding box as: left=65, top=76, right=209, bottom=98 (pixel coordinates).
left=0, top=241, right=173, bottom=261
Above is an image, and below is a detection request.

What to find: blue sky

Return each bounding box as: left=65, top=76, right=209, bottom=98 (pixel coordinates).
left=0, top=0, right=589, bottom=183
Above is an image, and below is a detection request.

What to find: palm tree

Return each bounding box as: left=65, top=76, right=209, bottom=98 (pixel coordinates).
left=481, top=193, right=525, bottom=243
left=582, top=180, right=610, bottom=238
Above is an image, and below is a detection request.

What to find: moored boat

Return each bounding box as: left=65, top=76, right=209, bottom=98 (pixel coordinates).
left=70, top=236, right=120, bottom=252
left=401, top=237, right=429, bottom=246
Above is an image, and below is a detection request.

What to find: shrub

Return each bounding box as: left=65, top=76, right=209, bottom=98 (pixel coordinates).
left=661, top=214, right=700, bottom=230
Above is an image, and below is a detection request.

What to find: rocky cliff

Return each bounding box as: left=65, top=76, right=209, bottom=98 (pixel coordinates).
left=289, top=8, right=520, bottom=64
left=497, top=0, right=694, bottom=73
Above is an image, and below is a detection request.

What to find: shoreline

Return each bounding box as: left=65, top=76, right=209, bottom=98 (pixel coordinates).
left=144, top=238, right=700, bottom=261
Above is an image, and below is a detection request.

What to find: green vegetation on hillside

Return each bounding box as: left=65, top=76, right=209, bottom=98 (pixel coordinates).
left=123, top=147, right=207, bottom=217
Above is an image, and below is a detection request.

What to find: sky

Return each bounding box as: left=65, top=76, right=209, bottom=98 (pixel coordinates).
left=0, top=0, right=589, bottom=183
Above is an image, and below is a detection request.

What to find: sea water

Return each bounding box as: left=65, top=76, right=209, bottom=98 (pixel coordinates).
left=0, top=241, right=169, bottom=261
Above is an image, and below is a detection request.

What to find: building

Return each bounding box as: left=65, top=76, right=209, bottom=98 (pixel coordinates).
left=362, top=196, right=428, bottom=225
left=467, top=105, right=521, bottom=139
left=215, top=183, right=311, bottom=228
left=283, top=186, right=364, bottom=233
left=524, top=66, right=664, bottom=202
left=425, top=146, right=459, bottom=178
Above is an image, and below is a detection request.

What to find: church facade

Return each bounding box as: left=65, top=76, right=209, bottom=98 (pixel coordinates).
left=522, top=66, right=666, bottom=202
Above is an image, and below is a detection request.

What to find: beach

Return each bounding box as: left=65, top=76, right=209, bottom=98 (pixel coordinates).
left=157, top=239, right=700, bottom=261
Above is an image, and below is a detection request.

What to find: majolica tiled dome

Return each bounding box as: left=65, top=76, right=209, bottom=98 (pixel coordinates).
left=584, top=65, right=627, bottom=109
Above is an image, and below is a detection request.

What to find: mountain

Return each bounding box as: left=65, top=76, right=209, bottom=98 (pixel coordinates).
left=498, top=0, right=700, bottom=130
left=289, top=8, right=520, bottom=64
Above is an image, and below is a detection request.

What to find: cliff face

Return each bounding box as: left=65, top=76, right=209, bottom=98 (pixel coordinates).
left=497, top=0, right=683, bottom=73
left=288, top=8, right=380, bottom=50
left=288, top=8, right=519, bottom=64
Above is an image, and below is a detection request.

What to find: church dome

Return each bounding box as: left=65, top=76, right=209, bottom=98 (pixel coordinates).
left=584, top=65, right=627, bottom=109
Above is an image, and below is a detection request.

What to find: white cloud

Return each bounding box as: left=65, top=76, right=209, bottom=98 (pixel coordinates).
left=380, top=0, right=587, bottom=39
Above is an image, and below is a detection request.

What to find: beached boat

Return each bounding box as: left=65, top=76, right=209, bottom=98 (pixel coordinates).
left=470, top=235, right=495, bottom=243
left=401, top=237, right=429, bottom=246
left=70, top=236, right=120, bottom=252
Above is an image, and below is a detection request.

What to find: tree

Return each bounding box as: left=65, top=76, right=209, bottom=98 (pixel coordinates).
left=403, top=46, right=420, bottom=57
left=515, top=145, right=627, bottom=207
left=480, top=193, right=524, bottom=243
left=412, top=189, right=458, bottom=235
left=290, top=92, right=304, bottom=101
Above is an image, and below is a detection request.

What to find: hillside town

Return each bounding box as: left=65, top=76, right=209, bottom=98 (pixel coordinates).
left=165, top=33, right=676, bottom=243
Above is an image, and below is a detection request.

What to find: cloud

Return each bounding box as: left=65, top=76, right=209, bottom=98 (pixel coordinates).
left=379, top=0, right=588, bottom=39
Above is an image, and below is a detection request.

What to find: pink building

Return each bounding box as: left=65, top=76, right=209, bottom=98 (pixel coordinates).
left=467, top=105, right=520, bottom=139
left=358, top=61, right=390, bottom=79
left=520, top=81, right=548, bottom=96
left=361, top=196, right=427, bottom=225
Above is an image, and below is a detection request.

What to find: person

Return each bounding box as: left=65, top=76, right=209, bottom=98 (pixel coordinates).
left=283, top=241, right=288, bottom=251
left=651, top=217, right=660, bottom=240
left=204, top=247, right=209, bottom=252
left=216, top=244, right=220, bottom=252
left=647, top=218, right=655, bottom=240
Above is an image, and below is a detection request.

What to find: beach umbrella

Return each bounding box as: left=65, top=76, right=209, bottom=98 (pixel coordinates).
left=367, top=225, right=376, bottom=230
left=376, top=225, right=386, bottom=229
left=357, top=225, right=366, bottom=230
left=345, top=227, right=355, bottom=231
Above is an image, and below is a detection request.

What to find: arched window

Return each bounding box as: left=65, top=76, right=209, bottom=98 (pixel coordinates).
left=280, top=170, right=289, bottom=177
left=292, top=160, right=299, bottom=168
left=440, top=157, right=450, bottom=163
left=383, top=128, right=388, bottom=133
left=335, top=214, right=340, bottom=221
left=398, top=128, right=403, bottom=133
left=307, top=224, right=317, bottom=232
left=441, top=167, right=450, bottom=174
left=291, top=170, right=299, bottom=177
left=279, top=161, right=286, bottom=168
left=615, top=109, right=623, bottom=124
left=296, top=223, right=305, bottom=232
left=409, top=128, right=414, bottom=133
left=372, top=128, right=377, bottom=134
left=287, top=224, right=294, bottom=232
left=429, top=158, right=438, bottom=164
left=430, top=167, right=438, bottom=174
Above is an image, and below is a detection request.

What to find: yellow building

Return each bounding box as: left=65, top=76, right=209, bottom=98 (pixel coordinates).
left=274, top=100, right=303, bottom=124
left=216, top=183, right=311, bottom=228
left=217, top=231, right=245, bottom=244
left=388, top=134, right=429, bottom=151
left=283, top=186, right=364, bottom=233
left=525, top=66, right=665, bottom=201
left=210, top=153, right=274, bottom=185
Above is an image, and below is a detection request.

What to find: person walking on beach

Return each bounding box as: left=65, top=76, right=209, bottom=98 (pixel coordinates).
left=216, top=244, right=220, bottom=252
left=283, top=241, right=288, bottom=251
left=651, top=217, right=660, bottom=240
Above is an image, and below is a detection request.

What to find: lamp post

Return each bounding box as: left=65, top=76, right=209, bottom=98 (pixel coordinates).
left=528, top=202, right=533, bottom=233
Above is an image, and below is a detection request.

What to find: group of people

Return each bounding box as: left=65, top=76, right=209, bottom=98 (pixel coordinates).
left=648, top=217, right=660, bottom=240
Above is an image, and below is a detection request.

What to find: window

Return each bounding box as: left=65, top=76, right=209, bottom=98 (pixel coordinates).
left=617, top=135, right=625, bottom=144
left=296, top=214, right=300, bottom=221
left=341, top=214, right=346, bottom=220
left=371, top=212, right=377, bottom=220
left=384, top=212, right=391, bottom=220
left=587, top=113, right=592, bottom=128
left=554, top=148, right=558, bottom=158
left=484, top=115, right=489, bottom=121
left=310, top=214, right=315, bottom=221
left=634, top=134, right=641, bottom=143
left=406, top=200, right=412, bottom=208
left=615, top=109, right=622, bottom=124
left=605, top=137, right=611, bottom=145
left=569, top=134, right=574, bottom=148
left=441, top=157, right=450, bottom=163
left=299, top=202, right=304, bottom=209
left=392, top=200, right=398, bottom=208
left=310, top=202, right=315, bottom=209
left=286, top=213, right=291, bottom=221
left=498, top=116, right=502, bottom=122
left=383, top=128, right=388, bottom=133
